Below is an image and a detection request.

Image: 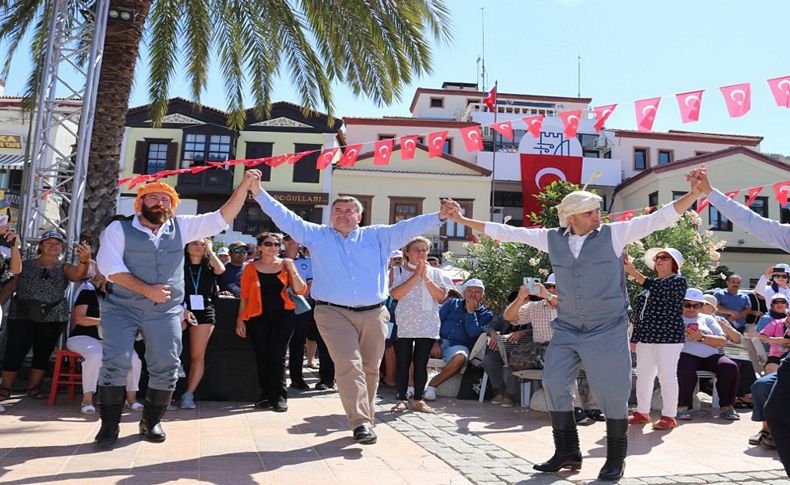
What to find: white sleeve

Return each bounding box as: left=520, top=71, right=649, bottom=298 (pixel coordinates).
left=176, top=211, right=229, bottom=244
left=609, top=204, right=683, bottom=255
left=755, top=275, right=774, bottom=299
left=483, top=223, right=551, bottom=253
left=96, top=221, right=128, bottom=279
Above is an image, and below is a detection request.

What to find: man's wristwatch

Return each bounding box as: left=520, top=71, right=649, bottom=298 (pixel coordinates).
left=546, top=293, right=555, bottom=302
left=699, top=336, right=705, bottom=343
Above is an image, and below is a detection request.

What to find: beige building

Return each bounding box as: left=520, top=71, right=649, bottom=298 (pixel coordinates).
left=614, top=146, right=790, bottom=284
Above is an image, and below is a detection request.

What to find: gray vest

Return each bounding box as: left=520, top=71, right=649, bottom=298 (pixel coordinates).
left=105, top=218, right=185, bottom=313
left=547, top=225, right=629, bottom=330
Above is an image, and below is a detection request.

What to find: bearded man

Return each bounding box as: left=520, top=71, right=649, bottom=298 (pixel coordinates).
left=94, top=171, right=259, bottom=449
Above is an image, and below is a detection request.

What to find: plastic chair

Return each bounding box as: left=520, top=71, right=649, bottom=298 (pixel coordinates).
left=694, top=370, right=719, bottom=409
left=48, top=349, right=83, bottom=406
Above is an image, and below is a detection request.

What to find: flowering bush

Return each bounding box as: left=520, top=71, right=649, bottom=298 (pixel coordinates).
left=448, top=181, right=725, bottom=313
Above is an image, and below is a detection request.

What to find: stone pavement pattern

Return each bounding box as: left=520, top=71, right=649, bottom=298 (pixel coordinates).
left=0, top=378, right=786, bottom=484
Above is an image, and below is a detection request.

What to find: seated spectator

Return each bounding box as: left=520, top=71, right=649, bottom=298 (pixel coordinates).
left=676, top=288, right=741, bottom=421
left=714, top=275, right=751, bottom=333
left=759, top=294, right=790, bottom=374
left=389, top=236, right=449, bottom=413
left=216, top=247, right=231, bottom=265
left=746, top=289, right=767, bottom=335
left=749, top=370, right=778, bottom=450
left=218, top=241, right=248, bottom=297
left=423, top=279, right=493, bottom=401
left=67, top=269, right=143, bottom=415
left=754, top=264, right=790, bottom=302
left=756, top=294, right=788, bottom=333
left=0, top=230, right=90, bottom=401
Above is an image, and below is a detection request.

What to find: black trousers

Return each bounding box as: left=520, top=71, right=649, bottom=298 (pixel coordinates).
left=394, top=338, right=434, bottom=401
left=2, top=319, right=65, bottom=372
left=765, top=355, right=790, bottom=476
left=288, top=311, right=311, bottom=384
left=246, top=310, right=294, bottom=403
left=315, top=327, right=335, bottom=386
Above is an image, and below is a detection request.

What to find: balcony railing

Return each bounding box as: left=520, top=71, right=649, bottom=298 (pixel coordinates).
left=176, top=168, right=234, bottom=196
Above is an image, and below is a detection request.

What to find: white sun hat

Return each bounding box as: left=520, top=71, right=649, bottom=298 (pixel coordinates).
left=643, top=247, right=684, bottom=272
left=683, top=288, right=705, bottom=303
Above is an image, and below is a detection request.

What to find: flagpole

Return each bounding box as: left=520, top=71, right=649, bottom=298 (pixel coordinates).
left=489, top=81, right=498, bottom=222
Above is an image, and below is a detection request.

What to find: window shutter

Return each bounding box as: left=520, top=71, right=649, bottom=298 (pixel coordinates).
left=166, top=142, right=178, bottom=170
left=133, top=141, right=147, bottom=174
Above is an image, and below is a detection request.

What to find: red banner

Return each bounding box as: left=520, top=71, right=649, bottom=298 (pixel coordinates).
left=522, top=115, right=544, bottom=138
left=616, top=210, right=637, bottom=222
left=459, top=126, right=483, bottom=152
left=427, top=131, right=448, bottom=158
left=491, top=121, right=513, bottom=141
left=559, top=110, right=582, bottom=138
left=337, top=145, right=362, bottom=166
left=400, top=135, right=418, bottom=160
left=676, top=90, right=704, bottom=123
left=773, top=180, right=790, bottom=207
left=592, top=104, right=616, bottom=132
left=745, top=186, right=764, bottom=206
left=373, top=139, right=393, bottom=165
left=635, top=97, right=661, bottom=132
left=316, top=148, right=338, bottom=170
left=483, top=85, right=497, bottom=111
left=767, top=76, right=790, bottom=108
left=520, top=154, right=582, bottom=226
left=720, top=83, right=751, bottom=118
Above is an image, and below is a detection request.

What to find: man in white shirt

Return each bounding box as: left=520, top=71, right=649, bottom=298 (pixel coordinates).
left=445, top=179, right=701, bottom=481
left=94, top=171, right=259, bottom=449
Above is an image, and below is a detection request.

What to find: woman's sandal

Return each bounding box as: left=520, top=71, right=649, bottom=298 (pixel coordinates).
left=412, top=400, right=436, bottom=414
left=27, top=387, right=48, bottom=400
left=390, top=400, right=409, bottom=413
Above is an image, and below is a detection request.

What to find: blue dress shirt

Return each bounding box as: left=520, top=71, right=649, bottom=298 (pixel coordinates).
left=439, top=298, right=494, bottom=347
left=253, top=191, right=443, bottom=306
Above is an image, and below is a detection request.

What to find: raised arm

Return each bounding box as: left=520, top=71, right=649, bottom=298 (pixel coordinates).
left=249, top=180, right=320, bottom=244
left=219, top=170, right=259, bottom=223
left=446, top=202, right=551, bottom=252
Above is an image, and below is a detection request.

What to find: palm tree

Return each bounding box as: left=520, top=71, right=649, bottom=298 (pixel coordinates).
left=0, top=0, right=452, bottom=237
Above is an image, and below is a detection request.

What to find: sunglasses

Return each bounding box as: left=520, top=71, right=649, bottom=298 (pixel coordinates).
left=259, top=241, right=280, bottom=247
left=683, top=302, right=703, bottom=309
left=654, top=255, right=672, bottom=261
left=231, top=247, right=248, bottom=254
left=773, top=274, right=789, bottom=279
left=544, top=284, right=556, bottom=289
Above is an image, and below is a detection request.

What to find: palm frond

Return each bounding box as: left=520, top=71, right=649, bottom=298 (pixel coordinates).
left=183, top=0, right=211, bottom=103
left=213, top=0, right=247, bottom=129
left=146, top=0, right=183, bottom=127
left=0, top=0, right=45, bottom=79
left=239, top=1, right=276, bottom=121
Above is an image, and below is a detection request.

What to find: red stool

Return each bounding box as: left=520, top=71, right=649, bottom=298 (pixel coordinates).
left=48, top=349, right=83, bottom=406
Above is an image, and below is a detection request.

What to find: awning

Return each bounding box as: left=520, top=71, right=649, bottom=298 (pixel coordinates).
left=0, top=154, right=25, bottom=169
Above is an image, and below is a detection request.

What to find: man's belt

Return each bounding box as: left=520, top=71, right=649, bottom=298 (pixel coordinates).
left=314, top=300, right=385, bottom=312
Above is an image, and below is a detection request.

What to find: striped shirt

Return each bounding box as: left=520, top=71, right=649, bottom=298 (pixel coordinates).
left=517, top=300, right=557, bottom=343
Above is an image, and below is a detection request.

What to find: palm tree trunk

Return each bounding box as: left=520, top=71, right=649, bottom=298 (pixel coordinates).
left=83, top=0, right=152, bottom=240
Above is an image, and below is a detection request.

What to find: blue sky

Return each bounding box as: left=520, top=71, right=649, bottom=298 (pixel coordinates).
left=3, top=0, right=789, bottom=154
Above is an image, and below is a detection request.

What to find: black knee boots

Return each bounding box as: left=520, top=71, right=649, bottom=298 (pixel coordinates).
left=598, top=418, right=628, bottom=481
left=94, top=385, right=126, bottom=449
left=139, top=388, right=174, bottom=443
left=533, top=411, right=583, bottom=472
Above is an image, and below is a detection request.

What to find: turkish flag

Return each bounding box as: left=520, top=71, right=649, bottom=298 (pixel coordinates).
left=491, top=121, right=513, bottom=141
left=244, top=157, right=269, bottom=167
left=592, top=104, right=616, bottom=132
left=616, top=210, right=637, bottom=222
left=676, top=90, right=704, bottom=123
left=520, top=154, right=583, bottom=226
left=635, top=97, right=661, bottom=132
left=118, top=176, right=134, bottom=186
left=483, top=85, right=497, bottom=111
left=767, top=76, right=790, bottom=108
left=267, top=155, right=289, bottom=168
left=696, top=197, right=710, bottom=214
left=373, top=139, right=394, bottom=165
left=745, top=186, right=764, bottom=206
left=189, top=165, right=214, bottom=173
left=522, top=115, right=545, bottom=138
left=427, top=131, right=448, bottom=158
left=286, top=151, right=314, bottom=165
left=400, top=135, right=419, bottom=160
left=128, top=174, right=152, bottom=189
left=720, top=83, right=751, bottom=118
left=643, top=206, right=655, bottom=215
left=337, top=145, right=362, bottom=166
left=459, top=126, right=484, bottom=152
left=724, top=190, right=740, bottom=200
left=773, top=180, right=790, bottom=207
left=559, top=110, right=583, bottom=138
left=316, top=148, right=338, bottom=170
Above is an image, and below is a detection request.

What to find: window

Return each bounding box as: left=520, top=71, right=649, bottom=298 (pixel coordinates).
left=429, top=97, right=444, bottom=108
left=748, top=196, right=769, bottom=218
left=245, top=142, right=273, bottom=181
left=389, top=196, right=424, bottom=224
left=442, top=200, right=473, bottom=239
left=243, top=204, right=276, bottom=236
left=443, top=138, right=452, bottom=155
left=782, top=207, right=790, bottom=224
left=658, top=150, right=673, bottom=165
left=709, top=206, right=732, bottom=231
left=634, top=148, right=648, bottom=170
left=133, top=138, right=177, bottom=174
left=648, top=191, right=658, bottom=208
left=378, top=134, right=395, bottom=140
left=494, top=191, right=523, bottom=207
left=673, top=191, right=696, bottom=211
left=292, top=143, right=322, bottom=183
left=182, top=133, right=233, bottom=166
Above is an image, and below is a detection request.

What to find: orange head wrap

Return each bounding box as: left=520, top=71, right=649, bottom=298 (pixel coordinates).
left=134, top=182, right=180, bottom=213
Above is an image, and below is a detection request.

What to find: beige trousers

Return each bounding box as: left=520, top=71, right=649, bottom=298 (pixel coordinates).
left=313, top=305, right=389, bottom=430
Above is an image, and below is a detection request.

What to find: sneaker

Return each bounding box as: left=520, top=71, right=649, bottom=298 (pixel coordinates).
left=490, top=392, right=505, bottom=405
left=273, top=398, right=288, bottom=413
left=289, top=381, right=310, bottom=391
left=80, top=404, right=97, bottom=415
left=749, top=430, right=769, bottom=445
left=652, top=416, right=678, bottom=430
left=586, top=409, right=606, bottom=421
left=574, top=407, right=592, bottom=425
left=500, top=396, right=514, bottom=408
left=423, top=386, right=437, bottom=401
left=180, top=393, right=196, bottom=409
left=406, top=386, right=415, bottom=399
left=126, top=401, right=144, bottom=412
left=627, top=412, right=651, bottom=425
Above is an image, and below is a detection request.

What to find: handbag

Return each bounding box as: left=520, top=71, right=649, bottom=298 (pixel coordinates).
left=14, top=297, right=60, bottom=323
left=286, top=287, right=311, bottom=315
left=508, top=341, right=549, bottom=371
left=456, top=364, right=495, bottom=400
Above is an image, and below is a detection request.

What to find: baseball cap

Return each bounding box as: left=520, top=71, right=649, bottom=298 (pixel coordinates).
left=217, top=247, right=229, bottom=256
left=462, top=278, right=485, bottom=291
left=389, top=250, right=403, bottom=259
left=40, top=230, right=66, bottom=243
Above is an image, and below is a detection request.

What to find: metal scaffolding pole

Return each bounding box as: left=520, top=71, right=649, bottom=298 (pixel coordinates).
left=20, top=0, right=108, bottom=254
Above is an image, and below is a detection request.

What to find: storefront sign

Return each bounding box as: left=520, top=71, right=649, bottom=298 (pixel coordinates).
left=0, top=135, right=22, bottom=150
left=248, top=191, right=329, bottom=205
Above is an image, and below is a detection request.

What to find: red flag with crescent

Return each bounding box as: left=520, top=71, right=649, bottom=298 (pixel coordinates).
left=745, top=186, right=764, bottom=207
left=400, top=135, right=419, bottom=160
left=427, top=131, right=448, bottom=158
left=127, top=174, right=152, bottom=189
left=316, top=148, right=338, bottom=170
left=286, top=150, right=315, bottom=165
left=483, top=85, right=497, bottom=111
left=522, top=115, right=545, bottom=138
left=337, top=145, right=362, bottom=166
left=559, top=110, right=583, bottom=138
left=773, top=180, right=790, bottom=207
left=635, top=97, right=661, bottom=132
left=459, top=126, right=484, bottom=152
left=767, top=76, right=790, bottom=108
left=491, top=121, right=513, bottom=141
left=520, top=154, right=583, bottom=226
left=696, top=197, right=710, bottom=214
left=189, top=165, right=214, bottom=173
left=616, top=210, right=637, bottom=222
left=592, top=104, right=616, bottom=132
left=244, top=157, right=269, bottom=167
left=373, top=139, right=393, bottom=165
left=720, top=83, right=751, bottom=118
left=676, top=90, right=704, bottom=123
left=267, top=155, right=289, bottom=168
